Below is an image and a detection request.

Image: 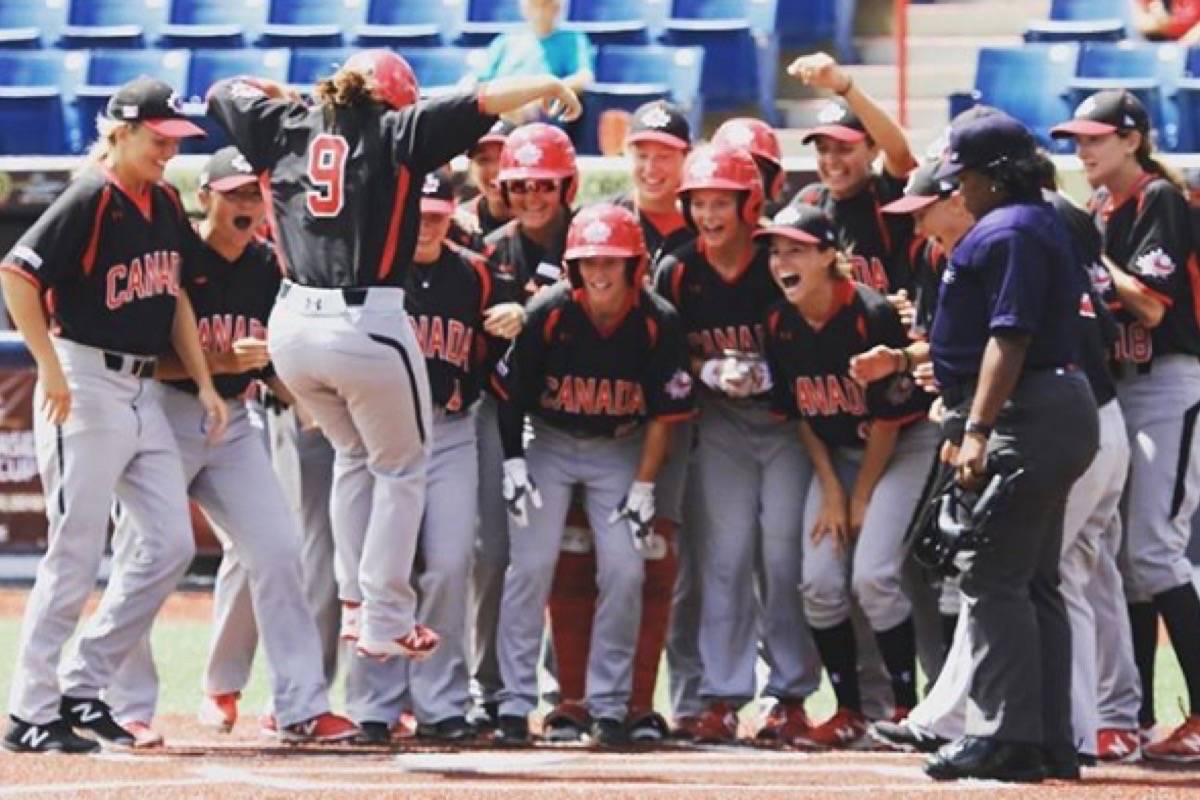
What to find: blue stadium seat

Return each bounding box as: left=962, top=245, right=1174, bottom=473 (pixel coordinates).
left=564, top=0, right=649, bottom=46
left=457, top=0, right=522, bottom=46
left=1073, top=41, right=1187, bottom=150
left=288, top=47, right=357, bottom=91
left=1049, top=0, right=1135, bottom=27
left=767, top=0, right=851, bottom=55
left=355, top=0, right=457, bottom=47
left=0, top=50, right=86, bottom=154
left=1024, top=19, right=1125, bottom=43
left=60, top=0, right=168, bottom=47
left=1187, top=45, right=1200, bottom=77
left=159, top=0, right=268, bottom=48
left=0, top=0, right=67, bottom=48
left=258, top=0, right=366, bottom=47
left=950, top=43, right=1080, bottom=151
left=1175, top=77, right=1200, bottom=154
left=75, top=50, right=191, bottom=146
left=400, top=46, right=487, bottom=95
left=185, top=48, right=291, bottom=153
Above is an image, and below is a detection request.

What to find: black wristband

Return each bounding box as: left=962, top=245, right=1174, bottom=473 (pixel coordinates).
left=964, top=419, right=993, bottom=439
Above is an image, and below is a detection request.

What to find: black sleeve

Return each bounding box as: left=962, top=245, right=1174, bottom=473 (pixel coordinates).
left=1123, top=181, right=1193, bottom=302
left=491, top=292, right=557, bottom=455
left=652, top=254, right=682, bottom=308
left=387, top=90, right=499, bottom=175
left=206, top=78, right=302, bottom=172
left=862, top=293, right=925, bottom=422
left=640, top=300, right=696, bottom=419
left=2, top=175, right=100, bottom=288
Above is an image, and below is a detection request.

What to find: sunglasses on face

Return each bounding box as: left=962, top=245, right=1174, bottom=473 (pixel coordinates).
left=506, top=179, right=559, bottom=195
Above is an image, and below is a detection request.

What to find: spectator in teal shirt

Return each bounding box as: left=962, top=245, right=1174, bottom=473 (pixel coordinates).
left=476, top=0, right=593, bottom=125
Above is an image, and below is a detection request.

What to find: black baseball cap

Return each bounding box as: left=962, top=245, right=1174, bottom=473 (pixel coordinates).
left=468, top=119, right=516, bottom=157
left=934, top=112, right=1036, bottom=180
left=200, top=146, right=258, bottom=192
left=420, top=168, right=455, bottom=215
left=1051, top=89, right=1150, bottom=139
left=625, top=100, right=691, bottom=151
left=754, top=203, right=839, bottom=247
left=106, top=76, right=205, bottom=139
left=802, top=98, right=867, bottom=144
left=881, top=161, right=958, bottom=214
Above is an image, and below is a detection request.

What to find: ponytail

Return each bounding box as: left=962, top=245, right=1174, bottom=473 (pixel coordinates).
left=1128, top=130, right=1186, bottom=192
left=314, top=68, right=374, bottom=109
left=79, top=115, right=129, bottom=176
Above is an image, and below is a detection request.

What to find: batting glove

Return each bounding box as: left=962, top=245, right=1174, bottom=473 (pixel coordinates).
left=502, top=458, right=542, bottom=528
left=608, top=480, right=656, bottom=554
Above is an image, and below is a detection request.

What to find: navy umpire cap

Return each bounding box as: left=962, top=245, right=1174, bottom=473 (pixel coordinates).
left=934, top=113, right=1036, bottom=180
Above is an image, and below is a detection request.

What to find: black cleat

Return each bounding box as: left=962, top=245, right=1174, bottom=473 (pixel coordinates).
left=59, top=697, right=134, bottom=748
left=492, top=714, right=530, bottom=746
left=468, top=701, right=499, bottom=733
left=354, top=721, right=392, bottom=746
left=869, top=719, right=949, bottom=753
left=3, top=716, right=100, bottom=754
left=417, top=716, right=475, bottom=742
left=590, top=717, right=629, bottom=747
left=925, top=736, right=1048, bottom=783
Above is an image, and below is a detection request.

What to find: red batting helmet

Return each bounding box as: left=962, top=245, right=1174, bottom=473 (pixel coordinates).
left=678, top=144, right=764, bottom=227
left=712, top=118, right=784, bottom=200
left=498, top=123, right=579, bottom=204
left=343, top=49, right=419, bottom=110
left=564, top=203, right=648, bottom=288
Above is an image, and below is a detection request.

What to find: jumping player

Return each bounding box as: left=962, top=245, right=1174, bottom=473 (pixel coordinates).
left=760, top=204, right=938, bottom=748
left=102, top=146, right=356, bottom=746
left=1, top=77, right=229, bottom=753
left=655, top=144, right=821, bottom=743
left=1052, top=89, right=1200, bottom=763
left=206, top=52, right=581, bottom=675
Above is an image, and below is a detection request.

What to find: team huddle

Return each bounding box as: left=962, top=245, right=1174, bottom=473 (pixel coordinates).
left=1, top=47, right=1199, bottom=785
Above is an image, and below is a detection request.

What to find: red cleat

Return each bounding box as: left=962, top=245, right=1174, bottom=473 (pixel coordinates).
left=280, top=712, right=359, bottom=744
left=1143, top=716, right=1200, bottom=763
left=356, top=624, right=441, bottom=662
left=792, top=707, right=868, bottom=749
left=756, top=699, right=811, bottom=742
left=197, top=692, right=239, bottom=733
left=692, top=702, right=739, bottom=744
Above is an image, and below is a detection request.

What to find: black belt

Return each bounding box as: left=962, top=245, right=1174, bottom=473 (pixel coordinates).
left=103, top=352, right=155, bottom=379
left=942, top=364, right=1077, bottom=407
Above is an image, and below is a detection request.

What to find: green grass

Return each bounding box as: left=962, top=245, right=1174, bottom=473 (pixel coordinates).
left=0, top=617, right=1189, bottom=728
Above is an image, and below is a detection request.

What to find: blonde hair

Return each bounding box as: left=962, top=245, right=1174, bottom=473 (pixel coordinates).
left=314, top=68, right=373, bottom=108
left=80, top=115, right=131, bottom=173
left=831, top=250, right=853, bottom=280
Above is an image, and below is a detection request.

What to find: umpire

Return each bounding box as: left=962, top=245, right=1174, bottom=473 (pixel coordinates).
left=924, top=113, right=1099, bottom=782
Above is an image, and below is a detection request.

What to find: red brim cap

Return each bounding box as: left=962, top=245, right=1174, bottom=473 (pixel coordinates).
left=753, top=225, right=822, bottom=245
left=143, top=117, right=207, bottom=139
left=564, top=244, right=637, bottom=260
left=880, top=193, right=939, bottom=214
left=802, top=125, right=867, bottom=144
left=1050, top=119, right=1118, bottom=138
left=625, top=130, right=689, bottom=151
left=420, top=198, right=455, bottom=216
left=207, top=174, right=258, bottom=192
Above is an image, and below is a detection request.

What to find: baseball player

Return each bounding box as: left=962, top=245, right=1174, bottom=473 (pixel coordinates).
left=1053, top=89, right=1200, bottom=763
left=454, top=119, right=517, bottom=251
left=489, top=203, right=696, bottom=746
left=923, top=113, right=1098, bottom=783
left=348, top=168, right=513, bottom=744
left=470, top=122, right=579, bottom=729
left=712, top=117, right=787, bottom=208
left=1, top=77, right=229, bottom=754
left=102, top=146, right=356, bottom=746
left=654, top=144, right=821, bottom=743
left=786, top=53, right=918, bottom=296
left=205, top=52, right=581, bottom=673
left=759, top=204, right=938, bottom=749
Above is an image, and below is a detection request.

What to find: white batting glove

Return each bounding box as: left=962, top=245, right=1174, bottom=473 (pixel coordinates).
left=699, top=358, right=725, bottom=391
left=608, top=481, right=656, bottom=554
left=502, top=458, right=542, bottom=528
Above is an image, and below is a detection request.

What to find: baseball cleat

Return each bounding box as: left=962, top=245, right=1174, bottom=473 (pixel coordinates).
left=869, top=718, right=948, bottom=753
left=626, top=710, right=671, bottom=743
left=123, top=720, right=164, bottom=749
left=354, top=721, right=392, bottom=746
left=197, top=692, right=239, bottom=733
left=590, top=717, right=629, bottom=747
left=2, top=716, right=100, bottom=754
left=756, top=699, right=811, bottom=742
left=339, top=601, right=361, bottom=642
left=542, top=702, right=590, bottom=743
left=416, top=715, right=475, bottom=742
left=279, top=712, right=358, bottom=744
left=925, top=736, right=1047, bottom=783
left=671, top=715, right=702, bottom=741
left=1096, top=728, right=1141, bottom=762
left=492, top=715, right=531, bottom=746
left=355, top=624, right=441, bottom=661
left=793, top=707, right=868, bottom=750
left=1143, top=715, right=1200, bottom=763
left=59, top=697, right=134, bottom=749
left=692, top=702, right=739, bottom=744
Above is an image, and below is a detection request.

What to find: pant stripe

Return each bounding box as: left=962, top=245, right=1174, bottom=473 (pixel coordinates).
left=368, top=333, right=427, bottom=446
left=55, top=424, right=65, bottom=515
left=1169, top=400, right=1200, bottom=519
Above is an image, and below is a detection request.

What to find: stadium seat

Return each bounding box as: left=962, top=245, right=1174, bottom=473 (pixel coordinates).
left=288, top=47, right=357, bottom=92
left=400, top=46, right=488, bottom=95
left=767, top=0, right=851, bottom=54
left=1175, top=77, right=1200, bottom=154
left=1049, top=0, right=1135, bottom=27
left=950, top=43, right=1080, bottom=151
left=563, top=0, right=650, bottom=46
left=355, top=0, right=460, bottom=47
left=1073, top=41, right=1187, bottom=150
left=185, top=48, right=291, bottom=153
left=159, top=0, right=268, bottom=48
left=1024, top=19, right=1125, bottom=43
left=457, top=0, right=523, bottom=46
left=0, top=0, right=67, bottom=48
left=75, top=50, right=191, bottom=145
left=258, top=0, right=367, bottom=47
left=0, top=50, right=86, bottom=154
left=60, top=0, right=167, bottom=48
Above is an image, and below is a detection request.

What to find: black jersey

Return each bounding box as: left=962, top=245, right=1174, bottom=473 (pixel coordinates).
left=492, top=283, right=696, bottom=444
left=1, top=167, right=187, bottom=357
left=406, top=241, right=504, bottom=413
left=454, top=194, right=510, bottom=252
left=653, top=239, right=781, bottom=380
left=1092, top=175, right=1200, bottom=362
left=612, top=190, right=695, bottom=267
left=908, top=236, right=945, bottom=340
left=790, top=173, right=915, bottom=294
left=170, top=230, right=280, bottom=399
left=207, top=80, right=497, bottom=290
left=484, top=217, right=570, bottom=303
left=764, top=281, right=931, bottom=448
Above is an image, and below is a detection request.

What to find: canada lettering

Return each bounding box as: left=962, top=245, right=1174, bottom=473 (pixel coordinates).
left=540, top=375, right=646, bottom=416
left=847, top=255, right=889, bottom=292
left=410, top=315, right=473, bottom=369
left=688, top=323, right=765, bottom=359
left=104, top=251, right=182, bottom=310
left=197, top=315, right=267, bottom=353
left=793, top=374, right=867, bottom=417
